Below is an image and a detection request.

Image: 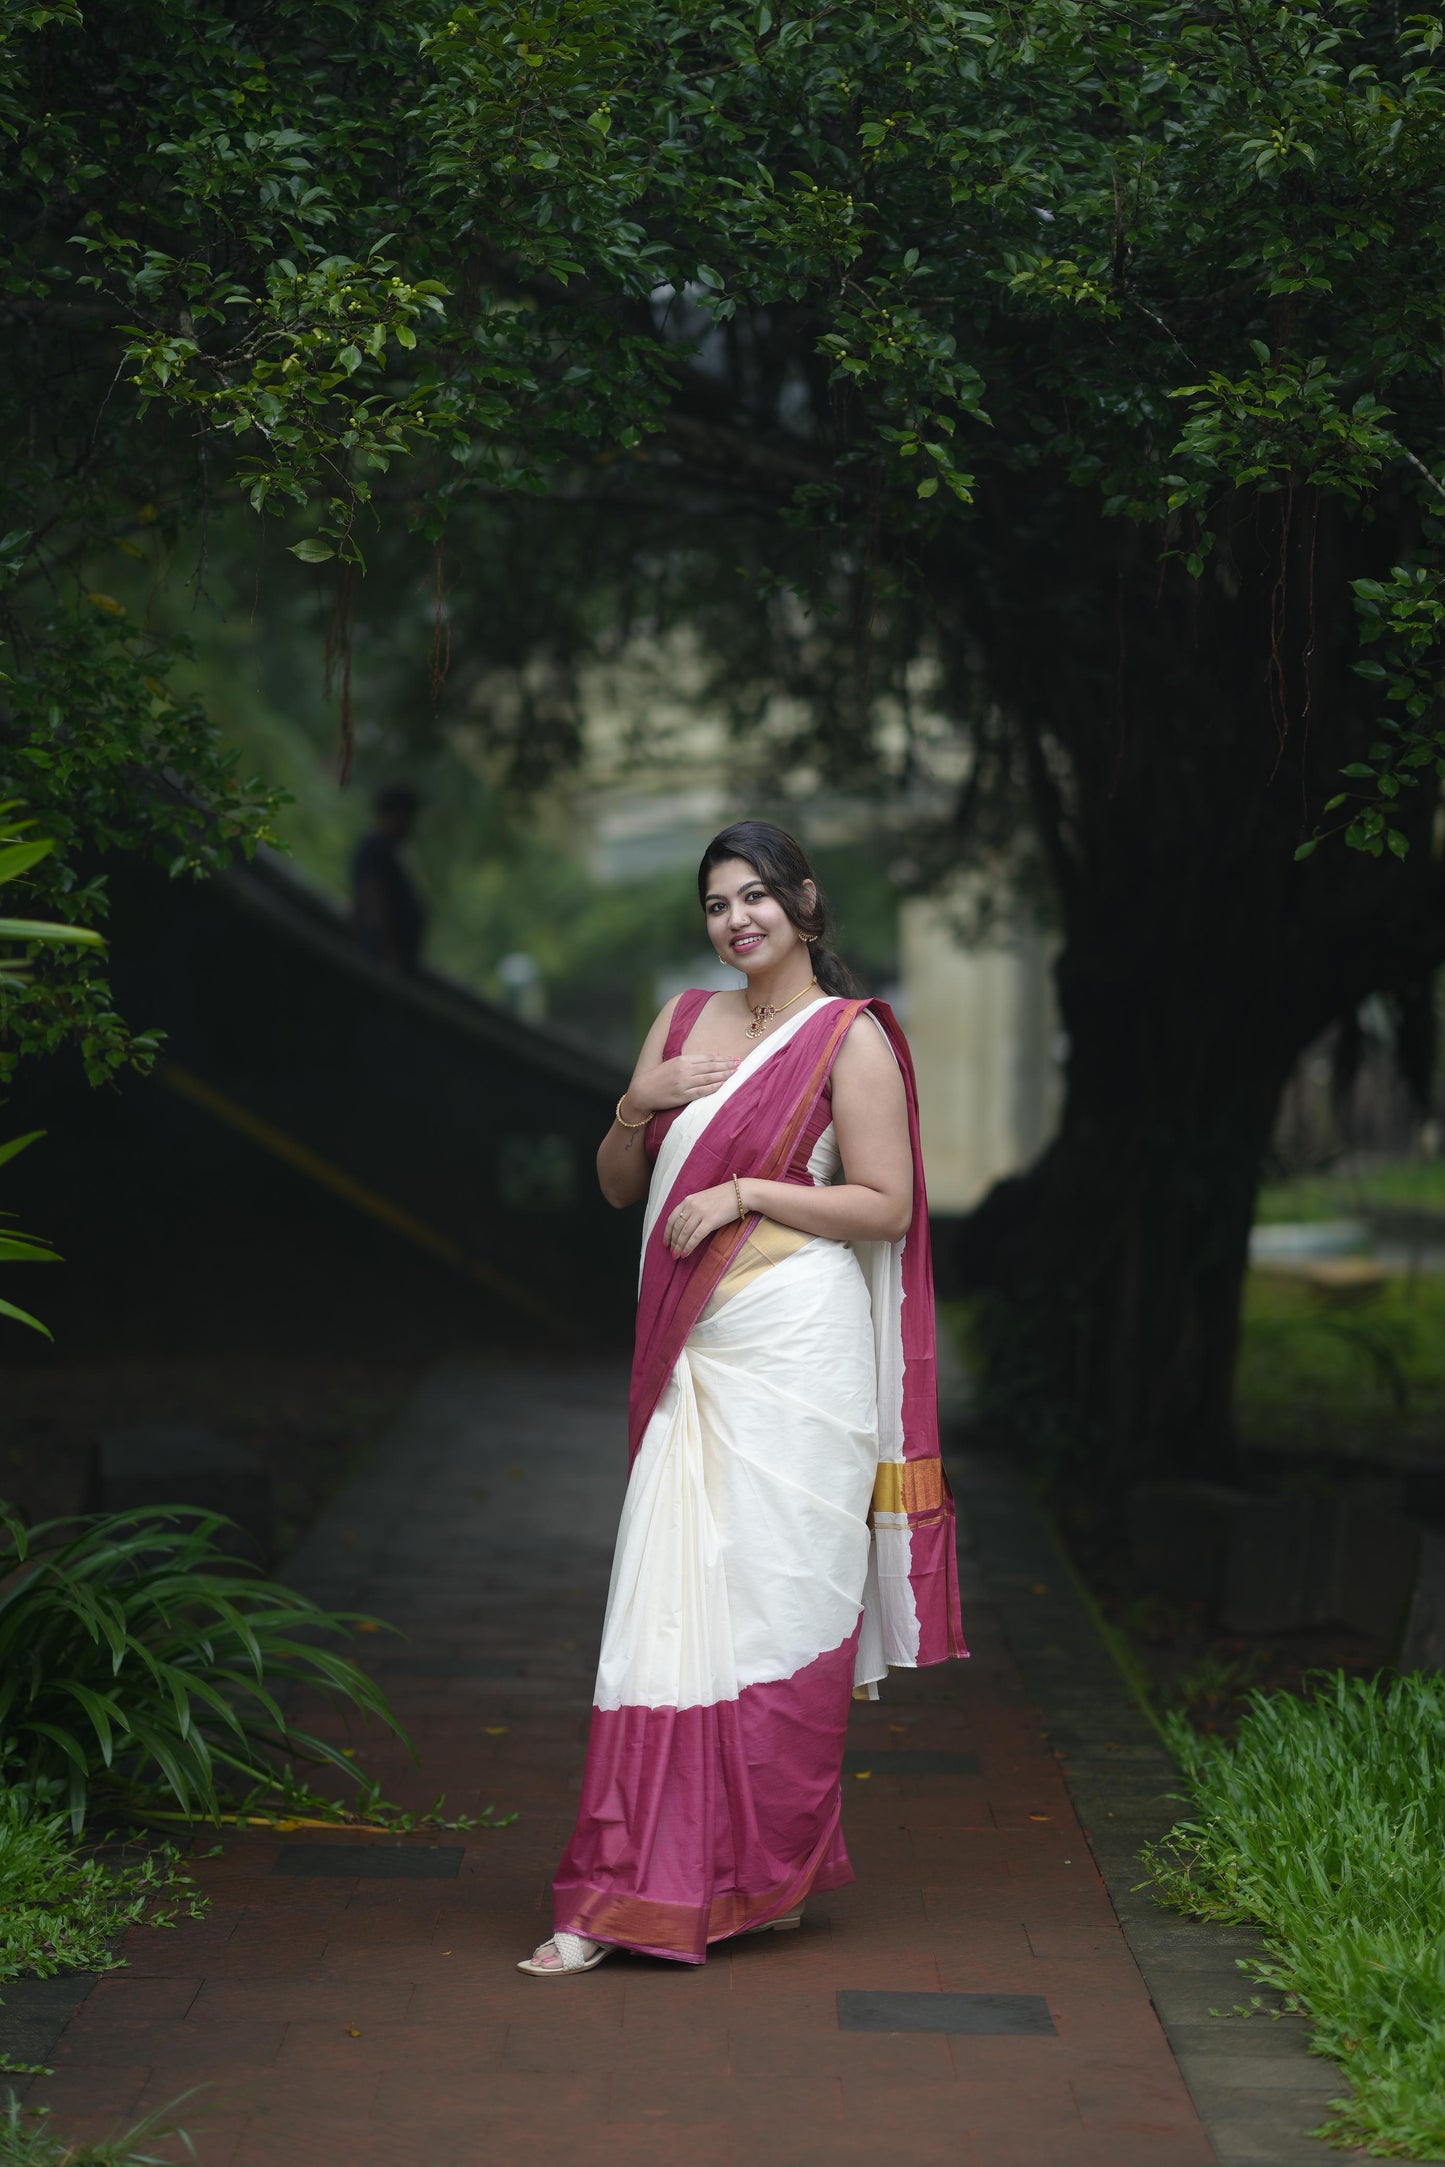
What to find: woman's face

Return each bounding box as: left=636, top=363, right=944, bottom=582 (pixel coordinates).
left=702, top=858, right=810, bottom=978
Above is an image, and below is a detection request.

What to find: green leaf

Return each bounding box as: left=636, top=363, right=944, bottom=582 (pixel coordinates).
left=0, top=839, right=54, bottom=885
left=0, top=1294, right=51, bottom=1337
left=1293, top=839, right=1319, bottom=861
left=1386, top=828, right=1410, bottom=859
left=288, top=540, right=335, bottom=563
left=0, top=919, right=105, bottom=946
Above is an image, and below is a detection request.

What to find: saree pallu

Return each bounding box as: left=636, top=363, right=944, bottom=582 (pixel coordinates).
left=552, top=993, right=965, bottom=1963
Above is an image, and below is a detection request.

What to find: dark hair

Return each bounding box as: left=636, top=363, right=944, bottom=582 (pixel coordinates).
left=373, top=783, right=419, bottom=818
left=696, top=820, right=858, bottom=996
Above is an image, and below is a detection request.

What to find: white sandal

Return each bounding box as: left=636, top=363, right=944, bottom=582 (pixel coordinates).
left=517, top=1929, right=612, bottom=1977
left=740, top=1908, right=803, bottom=1936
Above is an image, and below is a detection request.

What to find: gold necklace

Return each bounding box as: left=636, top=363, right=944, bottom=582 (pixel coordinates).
left=744, top=976, right=817, bottom=1042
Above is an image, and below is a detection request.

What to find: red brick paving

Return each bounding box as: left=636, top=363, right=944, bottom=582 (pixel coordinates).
left=28, top=1363, right=1214, bottom=2164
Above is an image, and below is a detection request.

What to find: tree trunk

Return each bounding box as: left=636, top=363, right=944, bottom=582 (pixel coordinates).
left=939, top=485, right=1445, bottom=1486
left=954, top=926, right=1303, bottom=1486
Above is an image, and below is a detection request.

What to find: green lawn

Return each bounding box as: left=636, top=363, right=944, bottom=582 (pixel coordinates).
left=1256, top=1161, right=1445, bottom=1224
left=1236, top=1272, right=1445, bottom=1462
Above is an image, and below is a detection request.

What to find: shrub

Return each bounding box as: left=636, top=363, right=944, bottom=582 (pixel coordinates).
left=1144, top=1670, right=1445, bottom=2159
left=0, top=1503, right=408, bottom=1830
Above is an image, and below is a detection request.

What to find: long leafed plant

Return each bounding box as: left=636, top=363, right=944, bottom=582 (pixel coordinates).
left=1144, top=1670, right=1445, bottom=2159
left=0, top=1503, right=410, bottom=1831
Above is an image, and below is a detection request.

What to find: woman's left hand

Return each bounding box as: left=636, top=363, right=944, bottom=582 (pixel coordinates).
left=663, top=1181, right=743, bottom=1259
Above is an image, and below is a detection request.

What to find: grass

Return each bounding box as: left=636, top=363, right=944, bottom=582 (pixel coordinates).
left=0, top=1790, right=202, bottom=1999
left=1143, top=1671, right=1445, bottom=2159
left=0, top=2092, right=195, bottom=2165
left=1235, top=1272, right=1445, bottom=1459
left=1256, top=1160, right=1445, bottom=1224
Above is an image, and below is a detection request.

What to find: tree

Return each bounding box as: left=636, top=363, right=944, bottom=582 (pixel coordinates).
left=0, top=807, right=106, bottom=1335
left=6, top=0, right=1444, bottom=1479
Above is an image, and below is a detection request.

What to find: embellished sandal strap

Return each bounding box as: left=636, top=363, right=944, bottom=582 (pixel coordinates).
left=552, top=1930, right=596, bottom=1969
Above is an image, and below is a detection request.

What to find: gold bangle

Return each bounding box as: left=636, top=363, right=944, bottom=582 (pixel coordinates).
left=615, top=1094, right=652, bottom=1131
left=732, top=1173, right=745, bottom=1220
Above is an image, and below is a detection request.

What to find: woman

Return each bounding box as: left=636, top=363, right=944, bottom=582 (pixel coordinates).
left=519, top=820, right=965, bottom=1976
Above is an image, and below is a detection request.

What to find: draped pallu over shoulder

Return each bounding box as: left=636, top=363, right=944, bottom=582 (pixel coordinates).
left=631, top=995, right=965, bottom=1676
left=552, top=990, right=966, bottom=1964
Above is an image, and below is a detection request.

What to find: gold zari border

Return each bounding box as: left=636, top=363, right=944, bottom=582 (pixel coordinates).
left=703, top=1216, right=813, bottom=1316
left=871, top=1458, right=949, bottom=1518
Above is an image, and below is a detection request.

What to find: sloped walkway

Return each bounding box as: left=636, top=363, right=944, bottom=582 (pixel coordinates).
left=30, top=1362, right=1213, bottom=2166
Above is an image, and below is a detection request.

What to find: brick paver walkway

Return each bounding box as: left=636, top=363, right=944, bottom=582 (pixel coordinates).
left=31, top=1362, right=1213, bottom=2165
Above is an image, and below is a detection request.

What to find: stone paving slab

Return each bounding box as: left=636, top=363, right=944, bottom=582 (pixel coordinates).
left=26, top=1360, right=1215, bottom=2165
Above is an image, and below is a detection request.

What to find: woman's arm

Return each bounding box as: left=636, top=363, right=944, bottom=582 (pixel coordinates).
left=662, top=1013, right=913, bottom=1256
left=596, top=998, right=741, bottom=1209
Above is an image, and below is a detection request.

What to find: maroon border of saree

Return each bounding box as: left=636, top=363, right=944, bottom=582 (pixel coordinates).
left=627, top=997, right=868, bottom=1462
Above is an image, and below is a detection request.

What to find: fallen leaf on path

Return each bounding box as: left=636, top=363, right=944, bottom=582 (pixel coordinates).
left=484, top=1726, right=508, bottom=1736
left=1028, top=1814, right=1051, bottom=1822
left=853, top=1770, right=872, bottom=1780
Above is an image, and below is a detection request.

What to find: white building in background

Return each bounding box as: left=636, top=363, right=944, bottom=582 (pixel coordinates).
left=900, top=892, right=1064, bottom=1212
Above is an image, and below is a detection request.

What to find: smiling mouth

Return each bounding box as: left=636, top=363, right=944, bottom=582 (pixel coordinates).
left=730, top=933, right=764, bottom=953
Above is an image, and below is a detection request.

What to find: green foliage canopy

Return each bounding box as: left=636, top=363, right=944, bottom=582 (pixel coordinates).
left=4, top=0, right=1445, bottom=1076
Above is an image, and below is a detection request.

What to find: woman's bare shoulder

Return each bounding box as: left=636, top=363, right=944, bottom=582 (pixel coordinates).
left=634, top=993, right=683, bottom=1067
left=834, top=1002, right=904, bottom=1087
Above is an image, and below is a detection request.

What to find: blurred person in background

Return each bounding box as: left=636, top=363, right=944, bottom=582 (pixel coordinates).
left=350, top=784, right=425, bottom=973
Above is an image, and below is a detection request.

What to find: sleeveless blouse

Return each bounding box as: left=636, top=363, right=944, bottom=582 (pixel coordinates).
left=647, top=988, right=838, bottom=1187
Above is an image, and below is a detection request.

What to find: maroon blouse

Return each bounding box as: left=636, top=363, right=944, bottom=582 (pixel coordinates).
left=645, top=988, right=835, bottom=1185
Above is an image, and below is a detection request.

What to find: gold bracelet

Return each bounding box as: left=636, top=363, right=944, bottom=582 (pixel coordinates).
left=732, top=1173, right=745, bottom=1220
left=615, top=1094, right=652, bottom=1131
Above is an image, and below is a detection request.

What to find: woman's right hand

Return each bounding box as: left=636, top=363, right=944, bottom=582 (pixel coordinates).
left=626, top=1051, right=740, bottom=1115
